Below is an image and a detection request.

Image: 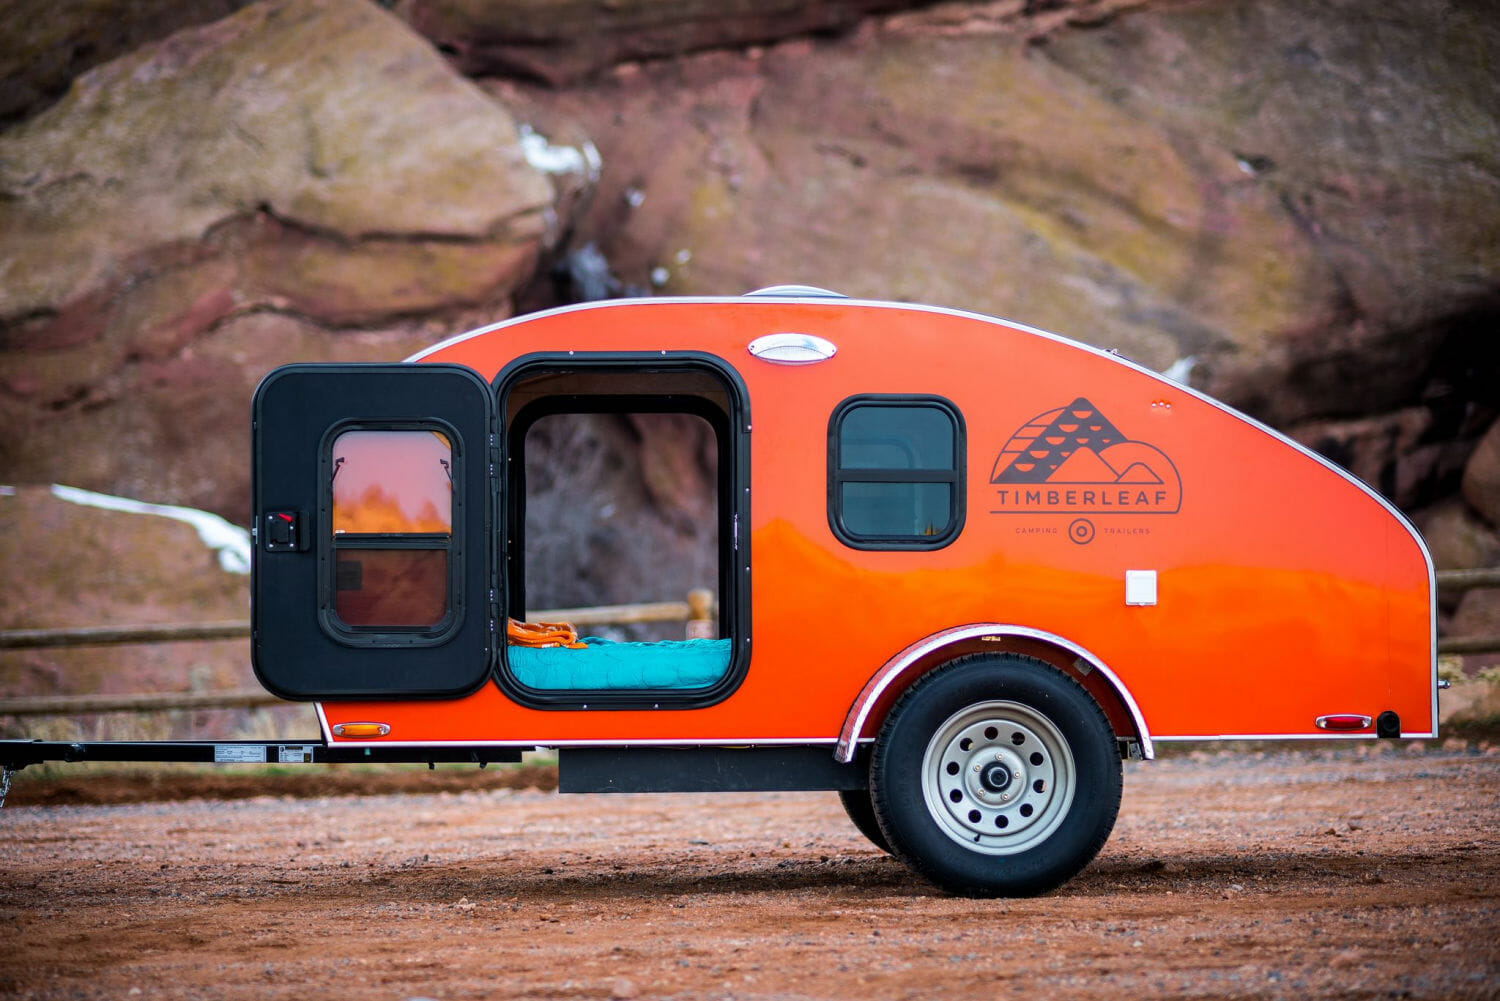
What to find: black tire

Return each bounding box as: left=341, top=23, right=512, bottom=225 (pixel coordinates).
left=869, top=654, right=1121, bottom=897
left=838, top=788, right=891, bottom=854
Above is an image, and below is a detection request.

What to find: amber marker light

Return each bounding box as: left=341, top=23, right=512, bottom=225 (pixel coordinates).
left=331, top=722, right=391, bottom=738
left=1315, top=714, right=1372, bottom=731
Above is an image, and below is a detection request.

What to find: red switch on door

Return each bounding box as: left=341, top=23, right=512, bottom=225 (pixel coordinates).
left=263, top=511, right=303, bottom=551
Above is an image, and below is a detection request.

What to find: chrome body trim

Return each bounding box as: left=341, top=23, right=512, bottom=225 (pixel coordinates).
left=316, top=735, right=841, bottom=749
left=834, top=623, right=1154, bottom=764
left=1154, top=731, right=1437, bottom=742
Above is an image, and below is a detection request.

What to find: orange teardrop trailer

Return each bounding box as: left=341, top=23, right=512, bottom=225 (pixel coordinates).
left=5, top=288, right=1437, bottom=896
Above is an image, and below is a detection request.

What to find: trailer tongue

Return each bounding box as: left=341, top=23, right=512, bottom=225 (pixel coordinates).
left=0, top=740, right=526, bottom=808
left=0, top=740, right=524, bottom=770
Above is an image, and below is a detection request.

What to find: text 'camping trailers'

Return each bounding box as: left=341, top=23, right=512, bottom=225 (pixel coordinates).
left=4, top=287, right=1437, bottom=896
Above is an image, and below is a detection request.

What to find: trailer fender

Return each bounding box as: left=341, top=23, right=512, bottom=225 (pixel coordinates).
left=835, top=624, right=1154, bottom=764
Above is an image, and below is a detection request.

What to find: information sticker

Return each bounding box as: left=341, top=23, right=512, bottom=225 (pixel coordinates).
left=213, top=744, right=267, bottom=764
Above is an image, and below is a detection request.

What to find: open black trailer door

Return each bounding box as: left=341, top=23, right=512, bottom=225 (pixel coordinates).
left=252, top=363, right=497, bottom=700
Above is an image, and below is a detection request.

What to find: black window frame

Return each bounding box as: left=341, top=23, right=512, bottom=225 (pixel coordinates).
left=827, top=394, right=966, bottom=550
left=317, top=418, right=466, bottom=646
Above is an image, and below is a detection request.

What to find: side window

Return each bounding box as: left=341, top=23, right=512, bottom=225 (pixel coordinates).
left=327, top=427, right=454, bottom=632
left=829, top=396, right=965, bottom=549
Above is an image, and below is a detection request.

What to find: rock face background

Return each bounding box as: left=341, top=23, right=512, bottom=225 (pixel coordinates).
left=0, top=0, right=564, bottom=518
left=1, top=0, right=1498, bottom=702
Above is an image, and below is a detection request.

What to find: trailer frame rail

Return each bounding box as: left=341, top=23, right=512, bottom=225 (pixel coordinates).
left=0, top=739, right=529, bottom=806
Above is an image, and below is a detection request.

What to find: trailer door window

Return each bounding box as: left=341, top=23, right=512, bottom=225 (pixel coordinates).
left=830, top=396, right=964, bottom=549
left=329, top=428, right=453, bottom=630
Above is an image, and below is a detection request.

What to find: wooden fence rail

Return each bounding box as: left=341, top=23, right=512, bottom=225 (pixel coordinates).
left=0, top=591, right=717, bottom=717
left=1434, top=567, right=1500, bottom=593
left=0, top=621, right=252, bottom=650
left=0, top=590, right=716, bottom=652
left=1436, top=568, right=1500, bottom=655
left=0, top=690, right=282, bottom=715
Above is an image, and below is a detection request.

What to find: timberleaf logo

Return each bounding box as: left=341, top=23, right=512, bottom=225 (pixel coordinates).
left=989, top=398, right=1181, bottom=514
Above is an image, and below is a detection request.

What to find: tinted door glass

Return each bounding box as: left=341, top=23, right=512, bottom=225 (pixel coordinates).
left=330, top=430, right=453, bottom=629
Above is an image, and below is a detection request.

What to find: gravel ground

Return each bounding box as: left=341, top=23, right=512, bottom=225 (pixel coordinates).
left=1, top=744, right=1498, bottom=1000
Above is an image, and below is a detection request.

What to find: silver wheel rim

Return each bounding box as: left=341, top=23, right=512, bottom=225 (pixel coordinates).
left=920, top=700, right=1076, bottom=856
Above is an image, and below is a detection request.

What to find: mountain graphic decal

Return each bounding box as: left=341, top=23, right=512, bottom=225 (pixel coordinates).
left=989, top=397, right=1182, bottom=514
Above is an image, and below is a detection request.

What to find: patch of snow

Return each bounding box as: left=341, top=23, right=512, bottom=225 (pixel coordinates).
left=51, top=484, right=252, bottom=575
left=1161, top=356, right=1197, bottom=385
left=562, top=243, right=620, bottom=302
left=519, top=124, right=602, bottom=182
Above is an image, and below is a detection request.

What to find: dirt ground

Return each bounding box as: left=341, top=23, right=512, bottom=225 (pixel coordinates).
left=2, top=744, right=1498, bottom=1001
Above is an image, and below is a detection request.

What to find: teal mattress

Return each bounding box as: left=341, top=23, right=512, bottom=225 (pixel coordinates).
left=506, top=637, right=732, bottom=691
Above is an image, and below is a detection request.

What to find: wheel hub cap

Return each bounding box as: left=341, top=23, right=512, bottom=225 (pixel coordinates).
left=979, top=760, right=1013, bottom=794
left=921, top=700, right=1076, bottom=856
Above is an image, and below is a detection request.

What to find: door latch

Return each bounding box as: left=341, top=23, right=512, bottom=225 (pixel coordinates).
left=263, top=511, right=306, bottom=552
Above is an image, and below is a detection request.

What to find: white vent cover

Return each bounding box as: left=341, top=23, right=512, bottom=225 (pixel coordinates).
left=743, top=284, right=848, bottom=298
